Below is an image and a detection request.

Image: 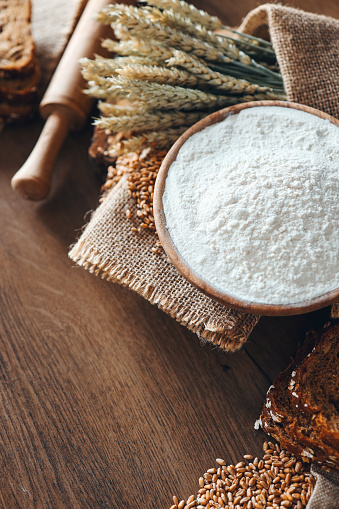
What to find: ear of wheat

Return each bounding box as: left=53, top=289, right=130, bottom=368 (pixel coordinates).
left=83, top=0, right=286, bottom=156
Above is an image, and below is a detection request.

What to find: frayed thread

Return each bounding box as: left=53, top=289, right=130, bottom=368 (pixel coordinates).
left=69, top=239, right=258, bottom=352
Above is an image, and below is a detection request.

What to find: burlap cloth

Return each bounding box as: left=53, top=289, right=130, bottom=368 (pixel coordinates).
left=308, top=465, right=339, bottom=509
left=32, top=0, right=87, bottom=92
left=239, top=3, right=339, bottom=118
left=69, top=3, right=339, bottom=352
left=36, top=3, right=338, bottom=503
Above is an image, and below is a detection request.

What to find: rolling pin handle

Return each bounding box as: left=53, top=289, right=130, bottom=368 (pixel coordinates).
left=11, top=111, right=70, bottom=201
left=11, top=0, right=112, bottom=201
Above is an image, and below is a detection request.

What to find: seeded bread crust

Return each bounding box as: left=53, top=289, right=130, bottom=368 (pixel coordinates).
left=0, top=0, right=35, bottom=75
left=0, top=0, right=39, bottom=120
left=260, top=323, right=339, bottom=472
left=289, top=323, right=339, bottom=451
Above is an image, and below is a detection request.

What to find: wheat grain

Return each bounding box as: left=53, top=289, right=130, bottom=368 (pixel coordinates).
left=86, top=76, right=234, bottom=110
left=102, top=38, right=174, bottom=61
left=106, top=126, right=189, bottom=156
left=145, top=7, right=251, bottom=65
left=101, top=149, right=167, bottom=234
left=169, top=442, right=315, bottom=509
left=96, top=110, right=210, bottom=133
left=101, top=10, right=229, bottom=63
left=168, top=50, right=272, bottom=95
left=117, top=63, right=198, bottom=87
left=81, top=56, right=158, bottom=80
left=143, top=0, right=222, bottom=31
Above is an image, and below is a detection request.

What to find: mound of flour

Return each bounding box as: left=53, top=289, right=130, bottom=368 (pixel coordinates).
left=162, top=106, right=339, bottom=305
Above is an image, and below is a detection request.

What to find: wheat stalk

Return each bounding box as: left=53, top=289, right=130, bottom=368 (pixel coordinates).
left=146, top=7, right=280, bottom=76
left=117, top=63, right=198, bottom=87
left=98, top=102, right=140, bottom=117
left=86, top=75, right=236, bottom=110
left=230, top=29, right=274, bottom=49
left=98, top=8, right=230, bottom=63
left=99, top=6, right=283, bottom=88
left=102, top=38, right=174, bottom=61
left=98, top=3, right=275, bottom=63
left=218, top=33, right=276, bottom=61
left=96, top=109, right=211, bottom=133
left=81, top=56, right=158, bottom=80
left=142, top=0, right=274, bottom=53
left=106, top=126, right=189, bottom=156
left=140, top=0, right=222, bottom=31
left=144, top=7, right=251, bottom=65
left=83, top=0, right=287, bottom=160
left=168, top=50, right=286, bottom=98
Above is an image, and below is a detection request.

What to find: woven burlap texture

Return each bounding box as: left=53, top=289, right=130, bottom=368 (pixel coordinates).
left=307, top=465, right=339, bottom=509
left=240, top=3, right=339, bottom=322
left=239, top=3, right=339, bottom=118
left=69, top=4, right=339, bottom=350
left=69, top=176, right=259, bottom=351
left=32, top=0, right=87, bottom=92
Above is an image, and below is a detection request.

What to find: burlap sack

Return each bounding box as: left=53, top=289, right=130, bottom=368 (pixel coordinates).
left=308, top=465, right=339, bottom=509
left=240, top=4, right=339, bottom=322
left=32, top=0, right=87, bottom=92
left=69, top=4, right=339, bottom=350
left=240, top=3, right=339, bottom=119
left=69, top=175, right=259, bottom=351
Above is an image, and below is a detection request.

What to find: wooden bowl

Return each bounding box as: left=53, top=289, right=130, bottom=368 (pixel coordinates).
left=153, top=100, right=339, bottom=316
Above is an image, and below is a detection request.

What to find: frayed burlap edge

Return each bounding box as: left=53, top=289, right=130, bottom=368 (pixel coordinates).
left=69, top=240, right=259, bottom=351
left=70, top=4, right=338, bottom=349
left=69, top=177, right=259, bottom=352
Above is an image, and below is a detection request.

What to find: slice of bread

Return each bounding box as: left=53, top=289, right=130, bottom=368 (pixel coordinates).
left=289, top=323, right=339, bottom=451
left=0, top=0, right=39, bottom=120
left=260, top=323, right=339, bottom=472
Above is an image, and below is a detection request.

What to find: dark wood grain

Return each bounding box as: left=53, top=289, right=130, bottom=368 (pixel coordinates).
left=0, top=1, right=337, bottom=508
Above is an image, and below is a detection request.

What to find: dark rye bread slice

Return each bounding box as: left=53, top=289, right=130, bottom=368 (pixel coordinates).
left=260, top=393, right=337, bottom=465
left=289, top=322, right=339, bottom=451
left=0, top=66, right=39, bottom=100
left=260, top=334, right=338, bottom=462
left=0, top=0, right=39, bottom=120
left=260, top=332, right=319, bottom=451
left=0, top=0, right=36, bottom=77
left=260, top=325, right=339, bottom=471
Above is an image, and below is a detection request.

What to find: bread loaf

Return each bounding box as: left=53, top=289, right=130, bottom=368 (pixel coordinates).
left=259, top=322, right=339, bottom=472
left=0, top=0, right=39, bottom=121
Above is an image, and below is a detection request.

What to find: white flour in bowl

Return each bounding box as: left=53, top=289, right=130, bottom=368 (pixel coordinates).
left=162, top=106, right=339, bottom=305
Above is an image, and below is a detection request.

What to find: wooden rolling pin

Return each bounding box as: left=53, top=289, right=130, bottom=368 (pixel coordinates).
left=11, top=0, right=112, bottom=200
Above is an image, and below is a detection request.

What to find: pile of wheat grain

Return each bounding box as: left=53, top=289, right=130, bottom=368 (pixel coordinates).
left=101, top=148, right=166, bottom=241
left=169, top=442, right=315, bottom=509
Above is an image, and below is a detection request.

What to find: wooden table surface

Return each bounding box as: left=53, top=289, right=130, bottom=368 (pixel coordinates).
left=1, top=1, right=338, bottom=508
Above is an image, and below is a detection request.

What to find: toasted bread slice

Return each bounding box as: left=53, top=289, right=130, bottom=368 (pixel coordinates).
left=0, top=0, right=39, bottom=120
left=289, top=323, right=339, bottom=451
left=0, top=0, right=35, bottom=75
left=260, top=324, right=339, bottom=471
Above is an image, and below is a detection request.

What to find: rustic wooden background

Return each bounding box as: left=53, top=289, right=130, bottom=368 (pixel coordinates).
left=1, top=1, right=338, bottom=507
